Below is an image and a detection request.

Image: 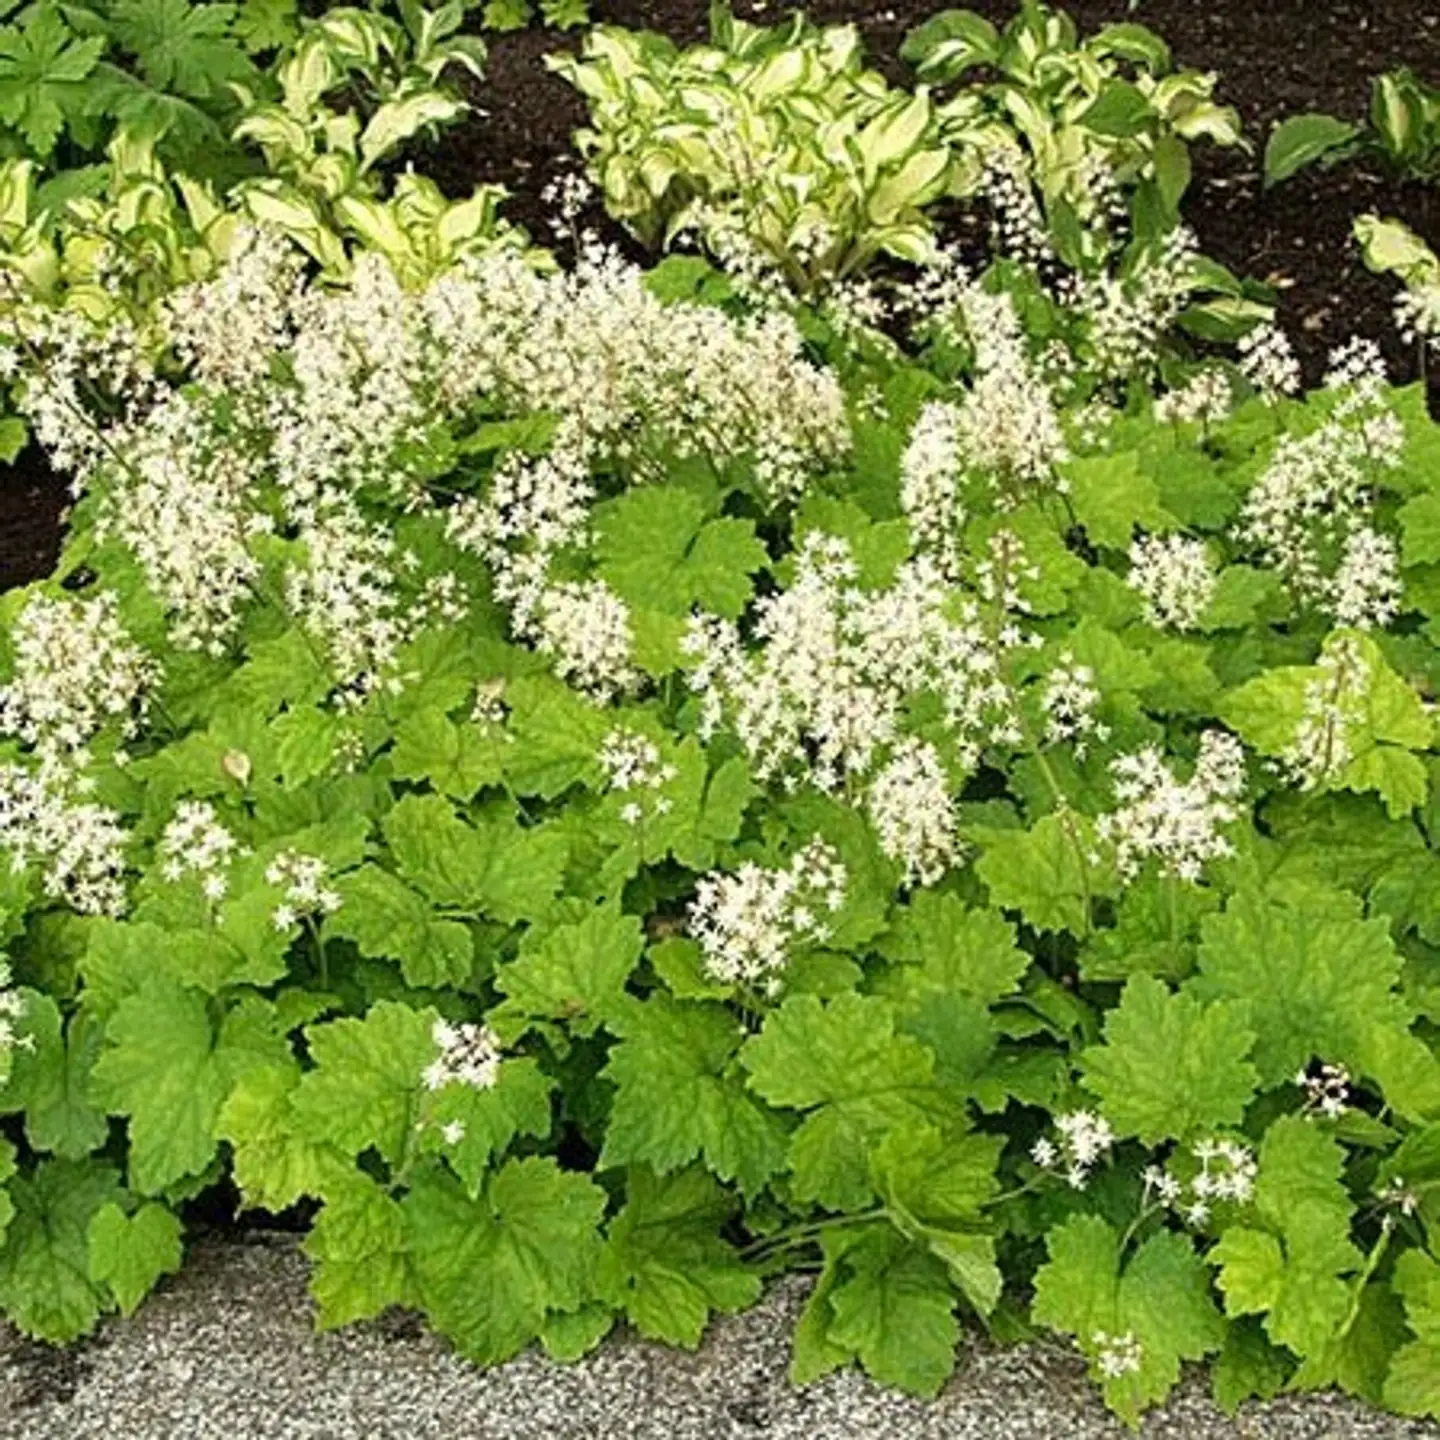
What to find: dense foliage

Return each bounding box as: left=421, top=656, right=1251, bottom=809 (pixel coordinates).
left=0, top=0, right=1437, bottom=1432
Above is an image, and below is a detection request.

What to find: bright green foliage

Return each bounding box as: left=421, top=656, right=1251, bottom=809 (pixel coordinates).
left=1082, top=975, right=1258, bottom=1144
left=796, top=1225, right=961, bottom=1397
left=2, top=30, right=1440, bottom=1426
left=403, top=1157, right=606, bottom=1364
left=0, top=992, right=108, bottom=1158
left=86, top=1200, right=183, bottom=1317
left=596, top=1166, right=760, bottom=1347
left=304, top=1170, right=414, bottom=1327
left=217, top=1062, right=351, bottom=1213
left=600, top=993, right=787, bottom=1198
left=1192, top=889, right=1440, bottom=1114
left=291, top=1001, right=435, bottom=1166
left=90, top=983, right=290, bottom=1194
left=1032, top=1214, right=1226, bottom=1424
left=494, top=904, right=644, bottom=1038
left=742, top=993, right=945, bottom=1211
left=329, top=865, right=474, bottom=989
left=1386, top=1250, right=1440, bottom=1419
left=973, top=813, right=1110, bottom=935
left=1211, top=1118, right=1362, bottom=1362
left=1222, top=632, right=1433, bottom=817
left=0, top=1159, right=120, bottom=1341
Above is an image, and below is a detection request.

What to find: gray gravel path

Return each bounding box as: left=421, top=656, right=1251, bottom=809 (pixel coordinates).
left=2, top=1232, right=1437, bottom=1440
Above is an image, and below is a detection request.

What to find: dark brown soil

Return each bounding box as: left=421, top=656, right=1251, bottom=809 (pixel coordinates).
left=5, top=0, right=1439, bottom=593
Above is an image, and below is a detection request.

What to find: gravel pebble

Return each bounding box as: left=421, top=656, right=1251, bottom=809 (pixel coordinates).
left=1, top=1233, right=1437, bottom=1440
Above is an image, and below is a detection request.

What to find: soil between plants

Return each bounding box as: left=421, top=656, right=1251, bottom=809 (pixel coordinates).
left=6, top=0, right=1440, bottom=597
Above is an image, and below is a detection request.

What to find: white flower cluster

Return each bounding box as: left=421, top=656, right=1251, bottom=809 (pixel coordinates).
left=688, top=837, right=847, bottom=993
left=1040, top=652, right=1109, bottom=755
left=598, top=728, right=677, bottom=825
left=866, top=738, right=959, bottom=886
left=158, top=800, right=241, bottom=902
left=1237, top=341, right=1403, bottom=628
left=1126, top=534, right=1216, bottom=631
left=1396, top=283, right=1440, bottom=351
left=1070, top=228, right=1197, bottom=382
left=437, top=240, right=849, bottom=499
left=0, top=960, right=29, bottom=1074
left=1092, top=1330, right=1143, bottom=1381
left=0, top=762, right=129, bottom=916
left=265, top=850, right=342, bottom=932
left=1237, top=322, right=1301, bottom=402
left=683, top=534, right=1018, bottom=792
left=423, top=1016, right=503, bottom=1093
left=0, top=591, right=155, bottom=759
left=1282, top=634, right=1368, bottom=791
left=899, top=288, right=1067, bottom=575
left=1153, top=369, right=1232, bottom=427
left=164, top=225, right=301, bottom=391
left=1031, top=1109, right=1115, bottom=1191
left=93, top=393, right=266, bottom=658
left=0, top=590, right=157, bottom=917
left=1296, top=1061, right=1350, bottom=1119
left=9, top=302, right=158, bottom=480
left=533, top=580, right=640, bottom=703
left=981, top=151, right=1055, bottom=268
left=1096, top=730, right=1247, bottom=883
left=15, top=229, right=850, bottom=706
left=1142, top=1137, right=1256, bottom=1227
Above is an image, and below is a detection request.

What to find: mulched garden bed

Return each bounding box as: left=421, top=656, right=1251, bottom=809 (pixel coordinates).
left=4, top=0, right=1438, bottom=594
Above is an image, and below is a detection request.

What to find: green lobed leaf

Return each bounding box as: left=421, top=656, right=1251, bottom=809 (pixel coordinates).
left=1082, top=975, right=1258, bottom=1145
left=596, top=1166, right=760, bottom=1348
left=86, top=1200, right=183, bottom=1318
left=600, top=992, right=787, bottom=1199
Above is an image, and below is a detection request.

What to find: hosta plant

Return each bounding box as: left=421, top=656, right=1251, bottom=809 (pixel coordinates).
left=1353, top=214, right=1440, bottom=369
left=902, top=0, right=1242, bottom=266
left=1265, top=68, right=1440, bottom=188
left=0, top=170, right=1438, bottom=1435
left=547, top=4, right=956, bottom=292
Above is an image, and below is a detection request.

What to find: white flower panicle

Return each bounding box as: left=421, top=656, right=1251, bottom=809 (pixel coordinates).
left=1237, top=339, right=1406, bottom=628
left=159, top=800, right=241, bottom=902
left=533, top=579, right=639, bottom=703
left=982, top=151, right=1055, bottom=267
left=1237, top=322, right=1301, bottom=402
left=1031, top=1109, right=1115, bottom=1191
left=0, top=961, right=29, bottom=1073
left=1153, top=369, right=1233, bottom=427
left=1070, top=228, right=1197, bottom=382
left=94, top=393, right=265, bottom=657
left=1395, top=282, right=1440, bottom=351
left=0, top=592, right=156, bottom=757
left=0, top=762, right=129, bottom=916
left=163, top=225, right=301, bottom=390
left=1143, top=1137, right=1256, bottom=1228
left=899, top=290, right=1067, bottom=575
left=900, top=401, right=965, bottom=574
left=1041, top=652, right=1109, bottom=755
left=1097, top=730, right=1247, bottom=884
left=1283, top=635, right=1368, bottom=791
left=423, top=1017, right=503, bottom=1092
left=866, top=738, right=959, bottom=887
left=1331, top=526, right=1402, bottom=631
left=1127, top=534, right=1217, bottom=631
left=598, top=728, right=677, bottom=825
left=683, top=534, right=1017, bottom=792
left=265, top=850, right=342, bottom=932
left=688, top=837, right=847, bottom=993
left=1092, top=1331, right=1143, bottom=1381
